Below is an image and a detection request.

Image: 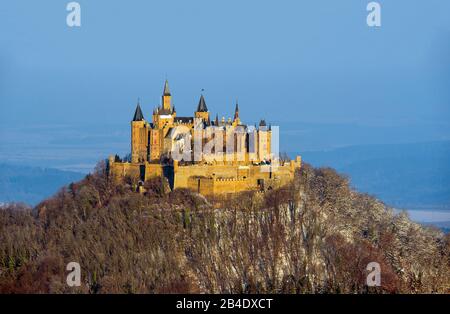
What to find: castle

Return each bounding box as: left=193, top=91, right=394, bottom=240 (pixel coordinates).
left=108, top=80, right=301, bottom=196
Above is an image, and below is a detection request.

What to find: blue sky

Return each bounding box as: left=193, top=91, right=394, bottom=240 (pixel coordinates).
left=0, top=0, right=449, bottom=138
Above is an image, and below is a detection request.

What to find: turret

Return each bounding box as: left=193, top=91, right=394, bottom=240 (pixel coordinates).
left=154, top=80, right=175, bottom=129
left=162, top=80, right=172, bottom=111
left=131, top=100, right=148, bottom=163
left=132, top=102, right=144, bottom=122
left=194, top=94, right=210, bottom=122
left=214, top=114, right=219, bottom=126
left=257, top=119, right=271, bottom=162
left=233, top=101, right=240, bottom=126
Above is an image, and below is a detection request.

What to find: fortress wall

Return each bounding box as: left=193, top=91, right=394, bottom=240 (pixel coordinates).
left=144, top=163, right=163, bottom=180
left=187, top=177, right=214, bottom=195
left=109, top=161, right=141, bottom=181
left=174, top=164, right=239, bottom=189
left=110, top=155, right=301, bottom=195
left=187, top=176, right=251, bottom=195
left=212, top=177, right=252, bottom=195
left=175, top=161, right=300, bottom=192
left=109, top=160, right=164, bottom=182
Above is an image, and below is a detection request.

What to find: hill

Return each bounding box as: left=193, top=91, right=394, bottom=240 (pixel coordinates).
left=0, top=162, right=448, bottom=293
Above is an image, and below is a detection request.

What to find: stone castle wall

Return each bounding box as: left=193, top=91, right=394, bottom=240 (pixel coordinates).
left=109, top=155, right=301, bottom=196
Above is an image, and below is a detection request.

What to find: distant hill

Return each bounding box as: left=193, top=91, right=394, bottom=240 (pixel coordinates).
left=0, top=164, right=85, bottom=206
left=297, top=141, right=450, bottom=210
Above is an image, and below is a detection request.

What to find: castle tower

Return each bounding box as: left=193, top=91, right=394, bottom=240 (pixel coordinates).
left=131, top=101, right=148, bottom=163
left=162, top=80, right=172, bottom=111
left=154, top=80, right=175, bottom=129
left=257, top=119, right=271, bottom=162
left=195, top=94, right=210, bottom=122
left=149, top=128, right=162, bottom=161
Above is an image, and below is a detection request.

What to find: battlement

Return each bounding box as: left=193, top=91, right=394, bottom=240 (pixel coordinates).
left=214, top=177, right=248, bottom=182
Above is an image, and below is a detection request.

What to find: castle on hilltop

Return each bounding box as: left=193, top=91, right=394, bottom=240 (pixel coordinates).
left=108, top=80, right=301, bottom=196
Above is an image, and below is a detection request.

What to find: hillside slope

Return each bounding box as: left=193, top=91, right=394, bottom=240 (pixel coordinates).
left=0, top=162, right=448, bottom=293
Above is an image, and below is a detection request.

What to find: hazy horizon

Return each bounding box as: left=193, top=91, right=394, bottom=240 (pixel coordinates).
left=1, top=0, right=449, bottom=127
left=1, top=1, right=450, bottom=224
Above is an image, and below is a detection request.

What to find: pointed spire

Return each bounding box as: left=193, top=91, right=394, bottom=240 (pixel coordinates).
left=133, top=99, right=144, bottom=121
left=234, top=101, right=239, bottom=120
left=215, top=114, right=219, bottom=126
left=197, top=94, right=208, bottom=112
left=163, top=80, right=171, bottom=96
left=172, top=105, right=176, bottom=113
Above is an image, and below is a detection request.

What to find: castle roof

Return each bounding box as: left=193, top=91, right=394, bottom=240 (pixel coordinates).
left=133, top=103, right=145, bottom=121
left=163, top=80, right=171, bottom=96
left=197, top=94, right=208, bottom=112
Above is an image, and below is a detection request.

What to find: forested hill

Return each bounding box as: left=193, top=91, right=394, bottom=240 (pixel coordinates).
left=0, top=162, right=449, bottom=293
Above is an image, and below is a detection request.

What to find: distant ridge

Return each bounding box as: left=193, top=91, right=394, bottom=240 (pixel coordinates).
left=297, top=140, right=450, bottom=210
left=0, top=163, right=85, bottom=206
